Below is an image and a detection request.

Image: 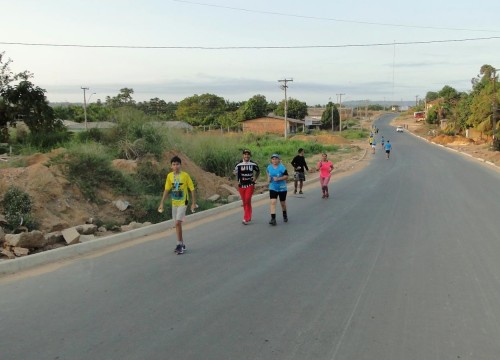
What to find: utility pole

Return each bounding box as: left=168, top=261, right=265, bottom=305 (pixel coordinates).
left=329, top=97, right=334, bottom=132
left=278, top=78, right=293, bottom=139
left=336, top=93, right=345, bottom=133
left=81, top=87, right=89, bottom=130
left=415, top=95, right=419, bottom=107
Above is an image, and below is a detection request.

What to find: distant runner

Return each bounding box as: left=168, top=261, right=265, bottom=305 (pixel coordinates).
left=384, top=140, right=392, bottom=159
left=316, top=153, right=334, bottom=199
left=291, top=147, right=309, bottom=194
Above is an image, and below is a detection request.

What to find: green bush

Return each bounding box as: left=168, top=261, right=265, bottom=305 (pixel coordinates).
left=134, top=159, right=170, bottom=195
left=60, top=143, right=135, bottom=202
left=341, top=129, right=370, bottom=140
left=23, top=130, right=72, bottom=150
left=76, top=128, right=104, bottom=143
left=2, top=186, right=35, bottom=230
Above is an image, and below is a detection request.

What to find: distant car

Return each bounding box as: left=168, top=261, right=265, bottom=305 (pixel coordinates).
left=396, top=126, right=404, bottom=133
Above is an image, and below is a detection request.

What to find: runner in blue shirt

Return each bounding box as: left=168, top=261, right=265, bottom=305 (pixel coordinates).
left=384, top=140, right=392, bottom=159
left=266, top=154, right=289, bottom=225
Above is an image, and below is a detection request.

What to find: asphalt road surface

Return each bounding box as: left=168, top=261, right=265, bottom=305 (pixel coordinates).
left=2, top=113, right=500, bottom=360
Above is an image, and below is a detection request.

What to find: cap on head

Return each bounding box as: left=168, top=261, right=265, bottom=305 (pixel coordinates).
left=242, top=149, right=251, bottom=155
left=271, top=153, right=280, bottom=159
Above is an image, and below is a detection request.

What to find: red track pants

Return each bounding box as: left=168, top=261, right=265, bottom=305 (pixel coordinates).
left=238, top=185, right=254, bottom=222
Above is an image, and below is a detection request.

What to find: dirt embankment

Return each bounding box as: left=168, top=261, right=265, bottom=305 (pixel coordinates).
left=0, top=149, right=236, bottom=233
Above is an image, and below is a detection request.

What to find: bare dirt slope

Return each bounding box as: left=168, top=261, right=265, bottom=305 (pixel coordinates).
left=0, top=149, right=235, bottom=233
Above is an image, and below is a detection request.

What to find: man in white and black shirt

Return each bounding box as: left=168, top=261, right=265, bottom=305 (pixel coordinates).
left=233, top=149, right=260, bottom=225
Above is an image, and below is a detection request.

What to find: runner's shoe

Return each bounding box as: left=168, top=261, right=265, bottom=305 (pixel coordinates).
left=174, top=244, right=183, bottom=253
left=294, top=189, right=297, bottom=194
left=269, top=218, right=277, bottom=226
left=242, top=219, right=249, bottom=225
left=177, top=244, right=185, bottom=255
left=299, top=191, right=303, bottom=194
left=284, top=216, right=288, bottom=223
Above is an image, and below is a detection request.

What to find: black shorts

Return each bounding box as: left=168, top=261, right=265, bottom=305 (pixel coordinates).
left=269, top=190, right=287, bottom=201
left=385, top=150, right=391, bottom=154
left=294, top=172, right=305, bottom=181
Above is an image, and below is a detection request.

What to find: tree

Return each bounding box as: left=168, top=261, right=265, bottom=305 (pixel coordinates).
left=275, top=98, right=308, bottom=120
left=438, top=85, right=459, bottom=102
left=3, top=80, right=65, bottom=134
left=175, top=93, right=226, bottom=126
left=218, top=111, right=241, bottom=130
left=105, top=88, right=136, bottom=108
left=239, top=94, right=268, bottom=120
left=425, top=91, right=439, bottom=102
left=266, top=101, right=278, bottom=114
left=1, top=53, right=67, bottom=142
left=320, top=102, right=339, bottom=130
left=1, top=52, right=30, bottom=137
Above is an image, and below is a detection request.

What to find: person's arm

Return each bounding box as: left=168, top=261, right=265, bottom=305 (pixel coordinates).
left=253, top=168, right=260, bottom=184
left=158, top=189, right=170, bottom=212
left=190, top=189, right=197, bottom=212
left=304, top=158, right=309, bottom=172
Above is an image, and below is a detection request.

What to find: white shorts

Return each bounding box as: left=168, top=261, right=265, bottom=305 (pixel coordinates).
left=172, top=205, right=187, bottom=222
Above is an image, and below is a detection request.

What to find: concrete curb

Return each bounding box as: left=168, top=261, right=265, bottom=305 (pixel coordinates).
left=0, top=149, right=367, bottom=276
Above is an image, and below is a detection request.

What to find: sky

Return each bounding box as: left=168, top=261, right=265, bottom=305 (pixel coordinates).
left=1, top=0, right=500, bottom=106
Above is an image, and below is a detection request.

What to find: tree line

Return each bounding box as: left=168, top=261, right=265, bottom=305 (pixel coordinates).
left=1, top=51, right=498, bottom=147
left=421, top=64, right=499, bottom=138
left=52, top=89, right=311, bottom=129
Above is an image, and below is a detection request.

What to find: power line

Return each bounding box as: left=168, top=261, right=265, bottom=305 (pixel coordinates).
left=173, top=0, right=500, bottom=33
left=1, top=36, right=499, bottom=50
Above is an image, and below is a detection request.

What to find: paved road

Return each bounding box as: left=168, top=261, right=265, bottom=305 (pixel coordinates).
left=2, top=114, right=500, bottom=359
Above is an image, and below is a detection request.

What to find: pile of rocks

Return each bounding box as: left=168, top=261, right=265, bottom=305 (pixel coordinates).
left=0, top=220, right=152, bottom=260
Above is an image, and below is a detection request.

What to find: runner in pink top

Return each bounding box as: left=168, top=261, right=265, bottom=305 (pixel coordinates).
left=316, top=153, right=334, bottom=198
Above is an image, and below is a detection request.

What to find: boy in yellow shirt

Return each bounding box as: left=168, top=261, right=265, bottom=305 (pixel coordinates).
left=158, top=156, right=196, bottom=254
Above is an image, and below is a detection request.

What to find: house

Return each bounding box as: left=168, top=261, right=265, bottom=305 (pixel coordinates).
left=304, top=116, right=322, bottom=130
left=425, top=98, right=444, bottom=111
left=242, top=115, right=305, bottom=136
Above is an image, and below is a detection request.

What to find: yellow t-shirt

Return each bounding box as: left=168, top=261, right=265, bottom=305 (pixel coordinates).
left=164, top=171, right=195, bottom=207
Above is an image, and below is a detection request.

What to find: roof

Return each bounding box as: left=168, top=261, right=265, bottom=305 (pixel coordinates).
left=244, top=115, right=305, bottom=125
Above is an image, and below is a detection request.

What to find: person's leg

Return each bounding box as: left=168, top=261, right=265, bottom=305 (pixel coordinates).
left=294, top=177, right=298, bottom=194
left=279, top=191, right=288, bottom=222
left=245, top=185, right=254, bottom=221
left=172, top=206, right=187, bottom=253
left=176, top=221, right=183, bottom=242
left=239, top=187, right=252, bottom=222
left=269, top=191, right=277, bottom=225
left=323, top=176, right=331, bottom=197
left=320, top=177, right=328, bottom=197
